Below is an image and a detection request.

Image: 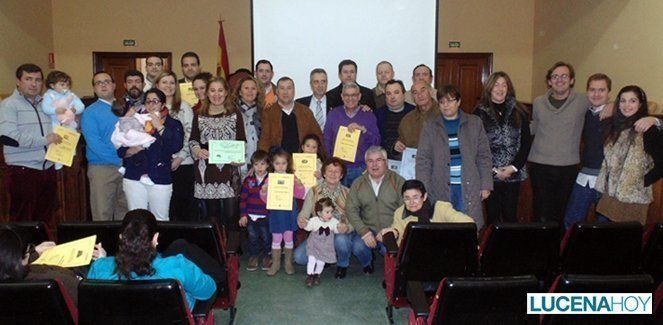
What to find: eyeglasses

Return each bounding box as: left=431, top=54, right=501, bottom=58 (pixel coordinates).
left=94, top=79, right=112, bottom=86
left=145, top=99, right=161, bottom=105
left=440, top=98, right=458, bottom=105
left=342, top=93, right=360, bottom=98
left=550, top=74, right=570, bottom=81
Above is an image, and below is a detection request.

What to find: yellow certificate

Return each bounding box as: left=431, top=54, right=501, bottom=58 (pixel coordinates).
left=333, top=125, right=360, bottom=163
left=293, top=153, right=317, bottom=188
left=179, top=82, right=198, bottom=106
left=32, top=235, right=97, bottom=268
left=45, top=126, right=81, bottom=167
left=266, top=173, right=294, bottom=210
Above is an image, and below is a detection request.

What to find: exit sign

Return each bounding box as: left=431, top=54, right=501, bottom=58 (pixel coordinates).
left=123, top=39, right=136, bottom=46
left=448, top=41, right=461, bottom=48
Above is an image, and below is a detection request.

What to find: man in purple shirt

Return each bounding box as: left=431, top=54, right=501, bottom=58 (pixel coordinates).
left=324, top=82, right=381, bottom=187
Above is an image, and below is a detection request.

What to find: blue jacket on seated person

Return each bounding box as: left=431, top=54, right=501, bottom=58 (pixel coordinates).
left=117, top=116, right=184, bottom=185
left=88, top=253, right=217, bottom=310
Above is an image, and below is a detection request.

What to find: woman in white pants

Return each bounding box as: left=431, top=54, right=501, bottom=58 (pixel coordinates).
left=118, top=88, right=184, bottom=220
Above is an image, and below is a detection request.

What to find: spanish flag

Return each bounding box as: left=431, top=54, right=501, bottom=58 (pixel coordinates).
left=216, top=20, right=230, bottom=78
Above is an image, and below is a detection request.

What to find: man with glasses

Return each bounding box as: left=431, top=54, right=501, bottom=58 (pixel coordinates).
left=346, top=146, right=405, bottom=275
left=143, top=56, right=164, bottom=91
left=528, top=62, right=591, bottom=225
left=326, top=59, right=376, bottom=109
left=81, top=72, right=128, bottom=221
left=0, top=63, right=62, bottom=225
left=324, top=82, right=381, bottom=187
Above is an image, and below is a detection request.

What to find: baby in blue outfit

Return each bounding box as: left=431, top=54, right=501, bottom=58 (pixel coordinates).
left=42, top=70, right=85, bottom=130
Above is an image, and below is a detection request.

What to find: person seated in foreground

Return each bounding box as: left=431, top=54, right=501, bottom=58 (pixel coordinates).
left=377, top=179, right=474, bottom=246
left=0, top=228, right=104, bottom=305
left=87, top=209, right=217, bottom=310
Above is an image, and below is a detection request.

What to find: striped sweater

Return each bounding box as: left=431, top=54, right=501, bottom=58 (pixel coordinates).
left=444, top=117, right=462, bottom=185
left=240, top=173, right=269, bottom=218
left=0, top=89, right=53, bottom=170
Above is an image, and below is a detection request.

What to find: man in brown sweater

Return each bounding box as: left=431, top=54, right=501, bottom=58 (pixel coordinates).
left=395, top=81, right=438, bottom=152
left=258, top=77, right=322, bottom=154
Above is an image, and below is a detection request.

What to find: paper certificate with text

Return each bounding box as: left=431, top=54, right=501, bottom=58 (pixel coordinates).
left=399, top=147, right=417, bottom=180
left=293, top=153, right=317, bottom=188
left=266, top=173, right=294, bottom=210
left=208, top=140, right=245, bottom=164
left=45, top=126, right=81, bottom=167
left=32, top=235, right=97, bottom=268
left=179, top=82, right=198, bottom=106
left=333, top=126, right=360, bottom=163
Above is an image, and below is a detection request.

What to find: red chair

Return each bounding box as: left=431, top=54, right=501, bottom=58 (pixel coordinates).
left=0, top=279, right=78, bottom=324
left=478, top=222, right=559, bottom=279
left=407, top=275, right=539, bottom=325
left=654, top=282, right=663, bottom=323
left=560, top=222, right=642, bottom=275
left=542, top=274, right=654, bottom=325
left=383, top=222, right=478, bottom=324
left=642, top=223, right=663, bottom=284
left=58, top=221, right=241, bottom=323
left=79, top=279, right=214, bottom=325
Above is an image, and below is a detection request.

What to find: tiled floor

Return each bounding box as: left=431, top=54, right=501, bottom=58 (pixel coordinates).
left=213, top=252, right=409, bottom=324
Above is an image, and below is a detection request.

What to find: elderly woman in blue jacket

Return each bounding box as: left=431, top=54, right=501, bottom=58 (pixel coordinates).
left=118, top=88, right=184, bottom=221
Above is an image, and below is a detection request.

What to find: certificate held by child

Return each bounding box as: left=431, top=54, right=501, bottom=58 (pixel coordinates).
left=266, top=173, right=294, bottom=210
left=208, top=139, right=245, bottom=164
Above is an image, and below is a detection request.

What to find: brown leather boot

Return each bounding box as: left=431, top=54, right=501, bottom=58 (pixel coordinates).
left=266, top=249, right=281, bottom=276
left=283, top=248, right=295, bottom=275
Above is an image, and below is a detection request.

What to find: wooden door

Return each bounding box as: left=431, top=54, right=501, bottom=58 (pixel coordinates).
left=93, top=52, right=172, bottom=100
left=436, top=53, right=492, bottom=113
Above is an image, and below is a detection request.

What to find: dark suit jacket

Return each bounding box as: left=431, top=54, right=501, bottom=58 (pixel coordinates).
left=295, top=95, right=334, bottom=112
left=326, top=83, right=376, bottom=110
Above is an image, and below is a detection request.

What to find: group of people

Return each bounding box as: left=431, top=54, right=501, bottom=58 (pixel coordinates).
left=1, top=53, right=662, bottom=287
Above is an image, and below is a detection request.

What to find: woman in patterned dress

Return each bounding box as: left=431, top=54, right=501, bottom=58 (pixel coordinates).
left=189, top=77, right=246, bottom=231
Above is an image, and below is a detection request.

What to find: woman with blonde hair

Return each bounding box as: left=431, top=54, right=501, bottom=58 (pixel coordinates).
left=232, top=76, right=265, bottom=177
left=190, top=77, right=246, bottom=231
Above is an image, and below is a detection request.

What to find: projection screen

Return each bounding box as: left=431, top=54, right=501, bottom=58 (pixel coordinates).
left=252, top=0, right=438, bottom=98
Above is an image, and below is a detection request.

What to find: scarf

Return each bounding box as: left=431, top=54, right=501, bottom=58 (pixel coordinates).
left=402, top=200, right=434, bottom=223
left=145, top=106, right=169, bottom=135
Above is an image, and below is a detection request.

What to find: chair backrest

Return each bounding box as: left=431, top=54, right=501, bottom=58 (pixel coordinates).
left=398, top=222, right=478, bottom=281
left=643, top=223, right=663, bottom=284
left=560, top=222, right=642, bottom=274
left=57, top=222, right=122, bottom=255
left=78, top=279, right=193, bottom=325
left=428, top=275, right=539, bottom=325
left=155, top=222, right=225, bottom=265
left=1, top=221, right=52, bottom=245
left=479, top=222, right=559, bottom=278
left=0, top=279, right=77, bottom=325
left=543, top=274, right=654, bottom=325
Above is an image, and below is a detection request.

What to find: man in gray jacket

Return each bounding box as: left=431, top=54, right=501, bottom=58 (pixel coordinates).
left=0, top=63, right=62, bottom=224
